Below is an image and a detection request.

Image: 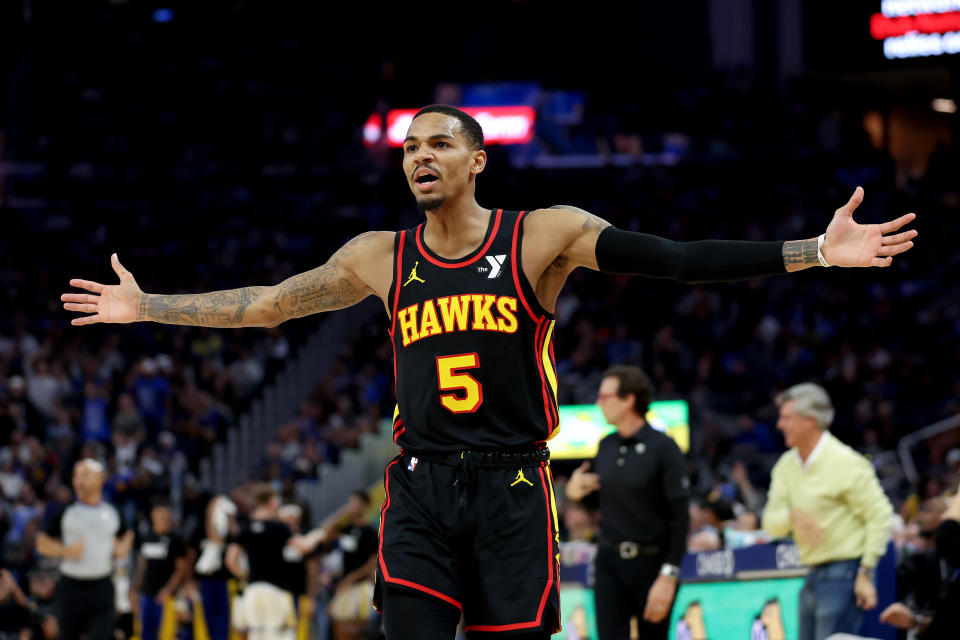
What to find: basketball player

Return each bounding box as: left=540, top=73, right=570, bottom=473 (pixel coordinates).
left=225, top=485, right=326, bottom=640
left=276, top=503, right=316, bottom=640
left=62, top=105, right=917, bottom=639
left=193, top=493, right=239, bottom=640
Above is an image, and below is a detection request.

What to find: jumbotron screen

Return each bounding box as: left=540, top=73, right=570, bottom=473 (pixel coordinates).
left=551, top=400, right=690, bottom=459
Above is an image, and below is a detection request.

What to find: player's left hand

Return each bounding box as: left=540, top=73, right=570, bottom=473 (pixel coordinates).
left=821, top=187, right=917, bottom=268
left=854, top=572, right=878, bottom=610
left=642, top=575, right=677, bottom=623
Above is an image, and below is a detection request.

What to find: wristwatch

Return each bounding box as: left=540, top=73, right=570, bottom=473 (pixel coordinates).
left=857, top=565, right=875, bottom=581
left=660, top=563, right=680, bottom=579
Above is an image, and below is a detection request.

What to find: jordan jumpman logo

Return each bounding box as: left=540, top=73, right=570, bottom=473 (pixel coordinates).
left=403, top=261, right=426, bottom=286
left=510, top=469, right=534, bottom=487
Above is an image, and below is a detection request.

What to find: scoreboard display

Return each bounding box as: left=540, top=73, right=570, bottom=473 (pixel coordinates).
left=872, top=0, right=960, bottom=59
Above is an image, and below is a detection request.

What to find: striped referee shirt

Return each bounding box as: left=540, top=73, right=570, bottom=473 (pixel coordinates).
left=45, top=500, right=126, bottom=579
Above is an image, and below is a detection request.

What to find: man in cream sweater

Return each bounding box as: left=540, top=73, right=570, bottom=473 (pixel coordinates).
left=762, top=383, right=892, bottom=640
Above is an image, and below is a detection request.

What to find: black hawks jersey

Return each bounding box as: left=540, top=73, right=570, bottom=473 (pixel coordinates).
left=388, top=209, right=559, bottom=452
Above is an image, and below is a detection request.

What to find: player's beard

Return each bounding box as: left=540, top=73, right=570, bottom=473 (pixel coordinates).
left=417, top=194, right=447, bottom=213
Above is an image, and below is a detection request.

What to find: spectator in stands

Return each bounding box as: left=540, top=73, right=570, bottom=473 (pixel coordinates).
left=686, top=496, right=735, bottom=551
left=6, top=375, right=44, bottom=438
left=80, top=381, right=111, bottom=444
left=762, top=383, right=892, bottom=640
left=730, top=460, right=765, bottom=515
left=24, top=356, right=69, bottom=422
left=875, top=488, right=960, bottom=638
left=133, top=358, right=171, bottom=436
left=0, top=566, right=32, bottom=636
left=113, top=393, right=147, bottom=443
left=839, top=489, right=960, bottom=640
left=562, top=502, right=597, bottom=543
left=26, top=569, right=59, bottom=640
left=891, top=496, right=949, bottom=630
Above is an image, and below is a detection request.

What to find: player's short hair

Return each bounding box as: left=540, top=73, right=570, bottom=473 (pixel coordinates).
left=776, top=383, right=835, bottom=430
left=413, top=105, right=484, bottom=150
left=253, top=483, right=279, bottom=507
left=602, top=365, right=654, bottom=416
left=352, top=490, right=371, bottom=506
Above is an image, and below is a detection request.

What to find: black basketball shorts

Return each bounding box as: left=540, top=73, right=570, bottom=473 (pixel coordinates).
left=374, top=449, right=561, bottom=635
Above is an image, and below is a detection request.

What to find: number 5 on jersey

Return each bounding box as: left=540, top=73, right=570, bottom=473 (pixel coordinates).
left=436, top=353, right=483, bottom=413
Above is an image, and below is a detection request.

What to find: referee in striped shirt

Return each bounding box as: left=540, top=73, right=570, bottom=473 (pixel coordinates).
left=36, top=459, right=135, bottom=640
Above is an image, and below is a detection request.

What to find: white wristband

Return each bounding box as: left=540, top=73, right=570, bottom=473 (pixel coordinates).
left=817, top=234, right=830, bottom=267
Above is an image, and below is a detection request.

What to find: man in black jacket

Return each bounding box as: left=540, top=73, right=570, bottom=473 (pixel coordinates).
left=566, top=366, right=690, bottom=640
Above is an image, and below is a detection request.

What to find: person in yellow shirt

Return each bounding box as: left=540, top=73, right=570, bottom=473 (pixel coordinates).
left=761, top=383, right=892, bottom=640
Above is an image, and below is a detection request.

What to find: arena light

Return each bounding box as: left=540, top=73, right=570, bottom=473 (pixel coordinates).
left=871, top=1, right=960, bottom=58
left=932, top=97, right=958, bottom=112
left=362, top=114, right=383, bottom=146
left=367, top=106, right=536, bottom=148
left=152, top=8, right=174, bottom=23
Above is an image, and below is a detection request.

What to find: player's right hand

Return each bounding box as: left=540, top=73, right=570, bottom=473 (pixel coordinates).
left=566, top=462, right=601, bottom=501
left=63, top=540, right=85, bottom=560
left=62, top=254, right=144, bottom=326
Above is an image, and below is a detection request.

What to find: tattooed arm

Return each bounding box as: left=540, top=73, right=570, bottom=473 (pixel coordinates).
left=62, top=232, right=395, bottom=328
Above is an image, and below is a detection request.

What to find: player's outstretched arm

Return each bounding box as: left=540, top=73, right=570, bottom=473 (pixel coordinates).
left=62, top=231, right=394, bottom=328
left=535, top=187, right=916, bottom=283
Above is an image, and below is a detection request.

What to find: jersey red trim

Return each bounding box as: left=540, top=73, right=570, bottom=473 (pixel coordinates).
left=389, top=233, right=404, bottom=441
left=543, top=322, right=558, bottom=428
left=378, top=459, right=463, bottom=611
left=464, top=465, right=556, bottom=632
left=388, top=231, right=407, bottom=338
left=532, top=318, right=557, bottom=436
left=415, top=209, right=502, bottom=269
left=511, top=210, right=540, bottom=322
left=548, top=333, right=558, bottom=420
left=392, top=414, right=404, bottom=444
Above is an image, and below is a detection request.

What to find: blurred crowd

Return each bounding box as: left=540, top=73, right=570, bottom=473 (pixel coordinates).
left=0, top=478, right=381, bottom=640
left=1, top=3, right=959, bottom=638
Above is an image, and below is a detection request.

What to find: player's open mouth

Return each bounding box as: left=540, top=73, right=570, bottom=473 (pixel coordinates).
left=414, top=171, right=439, bottom=190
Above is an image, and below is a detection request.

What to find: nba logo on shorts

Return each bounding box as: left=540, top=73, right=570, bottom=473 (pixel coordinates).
left=407, top=456, right=419, bottom=472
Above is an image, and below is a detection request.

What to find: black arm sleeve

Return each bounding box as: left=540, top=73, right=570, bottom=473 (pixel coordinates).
left=595, top=227, right=786, bottom=284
